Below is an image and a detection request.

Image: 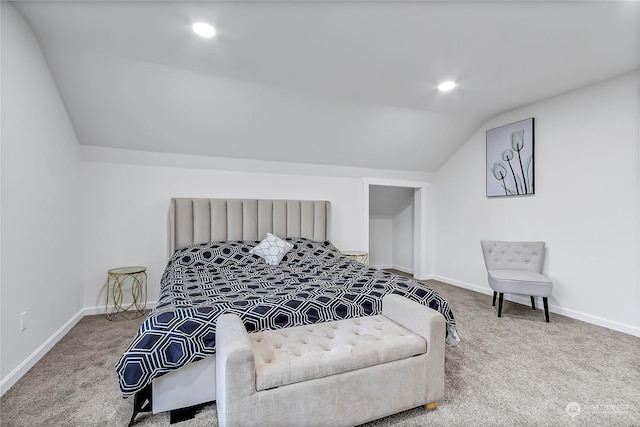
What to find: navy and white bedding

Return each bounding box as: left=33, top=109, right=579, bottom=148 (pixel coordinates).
left=116, top=238, right=460, bottom=396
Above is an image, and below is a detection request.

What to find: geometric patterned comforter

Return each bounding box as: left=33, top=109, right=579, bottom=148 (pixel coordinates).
left=115, top=238, right=459, bottom=397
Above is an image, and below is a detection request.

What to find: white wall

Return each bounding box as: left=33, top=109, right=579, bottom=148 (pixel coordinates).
left=81, top=147, right=429, bottom=309
left=392, top=197, right=414, bottom=272
left=368, top=195, right=414, bottom=272
left=369, top=216, right=393, bottom=266
left=431, top=72, right=640, bottom=335
left=1, top=3, right=83, bottom=392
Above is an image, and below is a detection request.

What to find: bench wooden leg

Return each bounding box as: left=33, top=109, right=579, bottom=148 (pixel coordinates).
left=425, top=401, right=438, bottom=410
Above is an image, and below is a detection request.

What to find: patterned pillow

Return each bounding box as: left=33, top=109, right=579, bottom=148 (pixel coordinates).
left=250, top=233, right=294, bottom=266
left=281, top=238, right=342, bottom=265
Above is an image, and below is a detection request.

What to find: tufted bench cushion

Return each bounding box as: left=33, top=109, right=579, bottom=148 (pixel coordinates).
left=251, top=316, right=426, bottom=391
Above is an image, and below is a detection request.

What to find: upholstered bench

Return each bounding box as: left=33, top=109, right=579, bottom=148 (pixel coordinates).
left=215, top=294, right=445, bottom=427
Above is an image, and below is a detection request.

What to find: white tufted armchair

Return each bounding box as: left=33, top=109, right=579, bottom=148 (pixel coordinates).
left=480, top=240, right=553, bottom=322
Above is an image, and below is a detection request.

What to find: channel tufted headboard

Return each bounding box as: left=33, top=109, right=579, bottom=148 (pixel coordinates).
left=170, top=198, right=330, bottom=253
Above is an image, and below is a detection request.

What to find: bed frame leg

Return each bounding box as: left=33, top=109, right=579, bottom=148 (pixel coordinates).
left=128, top=384, right=153, bottom=426
left=169, top=404, right=204, bottom=424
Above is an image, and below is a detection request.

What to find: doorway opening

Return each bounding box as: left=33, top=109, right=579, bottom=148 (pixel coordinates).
left=362, top=179, right=428, bottom=279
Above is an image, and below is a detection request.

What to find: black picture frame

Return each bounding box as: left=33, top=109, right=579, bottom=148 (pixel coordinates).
left=486, top=118, right=535, bottom=197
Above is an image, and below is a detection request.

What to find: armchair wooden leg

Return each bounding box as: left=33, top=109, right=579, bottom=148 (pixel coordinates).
left=497, top=293, right=504, bottom=317
left=530, top=296, right=536, bottom=310
left=492, top=291, right=497, bottom=306
left=425, top=401, right=438, bottom=410
left=543, top=297, right=550, bottom=322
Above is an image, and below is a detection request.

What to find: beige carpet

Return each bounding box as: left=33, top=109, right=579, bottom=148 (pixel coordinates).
left=2, top=276, right=639, bottom=426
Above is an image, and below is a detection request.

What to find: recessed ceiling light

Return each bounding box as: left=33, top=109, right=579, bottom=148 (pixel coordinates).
left=193, top=22, right=216, bottom=38
left=438, top=81, right=456, bottom=91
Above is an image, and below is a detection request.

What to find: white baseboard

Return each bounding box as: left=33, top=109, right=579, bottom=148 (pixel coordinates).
left=1, top=301, right=158, bottom=396
left=372, top=264, right=413, bottom=275
left=430, top=275, right=640, bottom=338
left=391, top=265, right=413, bottom=274
left=0, top=308, right=85, bottom=395
left=371, top=263, right=393, bottom=270
left=82, top=301, right=157, bottom=316
left=428, top=275, right=492, bottom=295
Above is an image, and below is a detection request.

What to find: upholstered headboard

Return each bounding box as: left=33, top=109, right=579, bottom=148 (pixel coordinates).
left=170, top=198, right=330, bottom=253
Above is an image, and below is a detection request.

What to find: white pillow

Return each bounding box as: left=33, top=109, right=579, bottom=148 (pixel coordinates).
left=250, top=233, right=294, bottom=266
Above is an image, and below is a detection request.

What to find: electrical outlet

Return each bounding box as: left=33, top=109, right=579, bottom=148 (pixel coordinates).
left=20, top=311, right=27, bottom=331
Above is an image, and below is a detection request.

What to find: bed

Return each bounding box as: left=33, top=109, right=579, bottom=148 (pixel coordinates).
left=116, top=198, right=459, bottom=422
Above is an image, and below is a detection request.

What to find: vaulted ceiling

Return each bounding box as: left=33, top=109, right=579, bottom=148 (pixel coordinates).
left=13, top=1, right=640, bottom=172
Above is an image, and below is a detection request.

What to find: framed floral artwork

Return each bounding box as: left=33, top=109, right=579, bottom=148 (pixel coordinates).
left=486, top=118, right=534, bottom=197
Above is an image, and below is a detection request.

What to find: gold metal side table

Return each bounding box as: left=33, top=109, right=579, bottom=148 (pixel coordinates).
left=106, top=266, right=147, bottom=320
left=341, top=251, right=369, bottom=265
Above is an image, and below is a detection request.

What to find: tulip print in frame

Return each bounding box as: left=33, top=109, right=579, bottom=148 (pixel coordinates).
left=486, top=118, right=534, bottom=197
